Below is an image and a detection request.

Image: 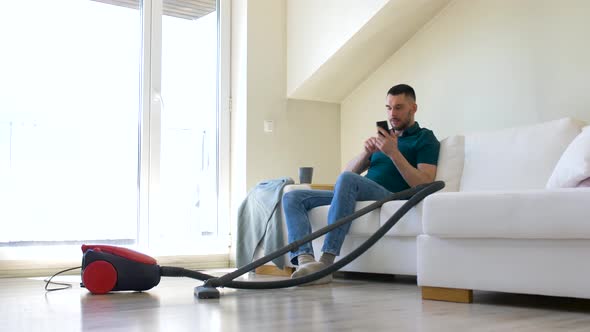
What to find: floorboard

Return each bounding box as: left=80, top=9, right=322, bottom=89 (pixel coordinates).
left=1, top=272, right=590, bottom=331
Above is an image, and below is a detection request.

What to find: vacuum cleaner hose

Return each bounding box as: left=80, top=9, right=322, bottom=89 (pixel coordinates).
left=161, top=180, right=444, bottom=289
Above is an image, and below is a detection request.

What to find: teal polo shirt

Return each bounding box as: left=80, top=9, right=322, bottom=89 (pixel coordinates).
left=365, top=122, right=440, bottom=193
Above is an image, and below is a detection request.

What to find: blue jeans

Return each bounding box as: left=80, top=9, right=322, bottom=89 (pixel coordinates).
left=282, top=171, right=392, bottom=265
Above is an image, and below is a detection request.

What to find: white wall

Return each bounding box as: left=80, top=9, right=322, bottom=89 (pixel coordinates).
left=229, top=0, right=248, bottom=264
left=230, top=0, right=342, bottom=264
left=341, top=0, right=590, bottom=167
left=246, top=97, right=341, bottom=188
left=244, top=0, right=341, bottom=190
left=286, top=0, right=388, bottom=97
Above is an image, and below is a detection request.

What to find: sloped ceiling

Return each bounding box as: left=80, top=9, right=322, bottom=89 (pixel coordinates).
left=287, top=0, right=452, bottom=103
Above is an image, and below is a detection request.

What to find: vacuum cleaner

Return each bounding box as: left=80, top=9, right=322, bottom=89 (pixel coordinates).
left=80, top=181, right=444, bottom=299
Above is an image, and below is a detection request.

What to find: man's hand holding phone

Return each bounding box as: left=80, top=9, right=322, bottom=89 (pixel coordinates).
left=376, top=122, right=399, bottom=158
left=361, top=120, right=397, bottom=158
left=376, top=120, right=389, bottom=136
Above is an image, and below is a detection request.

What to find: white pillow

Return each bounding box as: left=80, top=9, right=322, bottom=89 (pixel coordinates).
left=434, top=135, right=465, bottom=192
left=461, top=117, right=584, bottom=191
left=546, top=125, right=590, bottom=188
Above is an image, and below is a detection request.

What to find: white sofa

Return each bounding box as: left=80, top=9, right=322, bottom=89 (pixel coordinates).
left=418, top=117, right=590, bottom=302
left=274, top=117, right=590, bottom=302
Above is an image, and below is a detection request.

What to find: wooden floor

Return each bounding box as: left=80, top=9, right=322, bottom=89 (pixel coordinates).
left=2, top=271, right=590, bottom=332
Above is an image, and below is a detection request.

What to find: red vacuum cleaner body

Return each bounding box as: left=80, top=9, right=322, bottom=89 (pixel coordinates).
left=81, top=245, right=161, bottom=294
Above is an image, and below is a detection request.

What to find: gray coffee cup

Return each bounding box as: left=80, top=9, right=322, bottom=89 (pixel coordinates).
left=299, top=167, right=313, bottom=184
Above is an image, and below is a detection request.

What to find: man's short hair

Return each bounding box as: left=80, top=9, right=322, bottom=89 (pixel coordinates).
left=387, top=84, right=416, bottom=101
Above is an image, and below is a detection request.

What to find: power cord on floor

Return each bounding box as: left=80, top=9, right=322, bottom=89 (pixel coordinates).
left=44, top=266, right=81, bottom=292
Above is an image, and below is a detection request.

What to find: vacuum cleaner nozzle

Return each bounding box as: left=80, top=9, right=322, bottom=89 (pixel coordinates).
left=195, top=285, right=220, bottom=299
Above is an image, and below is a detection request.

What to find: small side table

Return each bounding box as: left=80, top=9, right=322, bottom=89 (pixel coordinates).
left=309, top=184, right=335, bottom=191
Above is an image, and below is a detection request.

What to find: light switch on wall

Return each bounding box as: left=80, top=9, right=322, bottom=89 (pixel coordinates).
left=264, top=120, right=274, bottom=133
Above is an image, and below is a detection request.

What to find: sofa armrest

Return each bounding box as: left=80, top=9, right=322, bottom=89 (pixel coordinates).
left=283, top=184, right=311, bottom=193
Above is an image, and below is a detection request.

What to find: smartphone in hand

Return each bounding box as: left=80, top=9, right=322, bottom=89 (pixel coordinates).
left=376, top=120, right=389, bottom=136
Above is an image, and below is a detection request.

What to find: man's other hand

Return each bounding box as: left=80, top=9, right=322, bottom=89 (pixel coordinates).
left=364, top=137, right=378, bottom=154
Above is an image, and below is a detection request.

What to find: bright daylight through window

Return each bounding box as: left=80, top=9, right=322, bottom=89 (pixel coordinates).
left=0, top=0, right=226, bottom=262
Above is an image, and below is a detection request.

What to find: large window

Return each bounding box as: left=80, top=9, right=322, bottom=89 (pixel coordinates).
left=155, top=10, right=220, bottom=253
left=0, top=0, right=229, bottom=265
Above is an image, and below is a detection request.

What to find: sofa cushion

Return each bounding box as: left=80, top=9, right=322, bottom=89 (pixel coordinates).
left=434, top=135, right=464, bottom=192
left=308, top=200, right=422, bottom=237
left=460, top=118, right=584, bottom=191
left=422, top=189, right=590, bottom=239
left=546, top=125, right=590, bottom=188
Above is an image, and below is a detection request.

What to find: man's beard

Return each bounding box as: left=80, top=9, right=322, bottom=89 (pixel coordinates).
left=391, top=118, right=410, bottom=131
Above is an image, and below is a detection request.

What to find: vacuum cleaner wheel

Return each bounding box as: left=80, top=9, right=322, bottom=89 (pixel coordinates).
left=82, top=260, right=117, bottom=294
